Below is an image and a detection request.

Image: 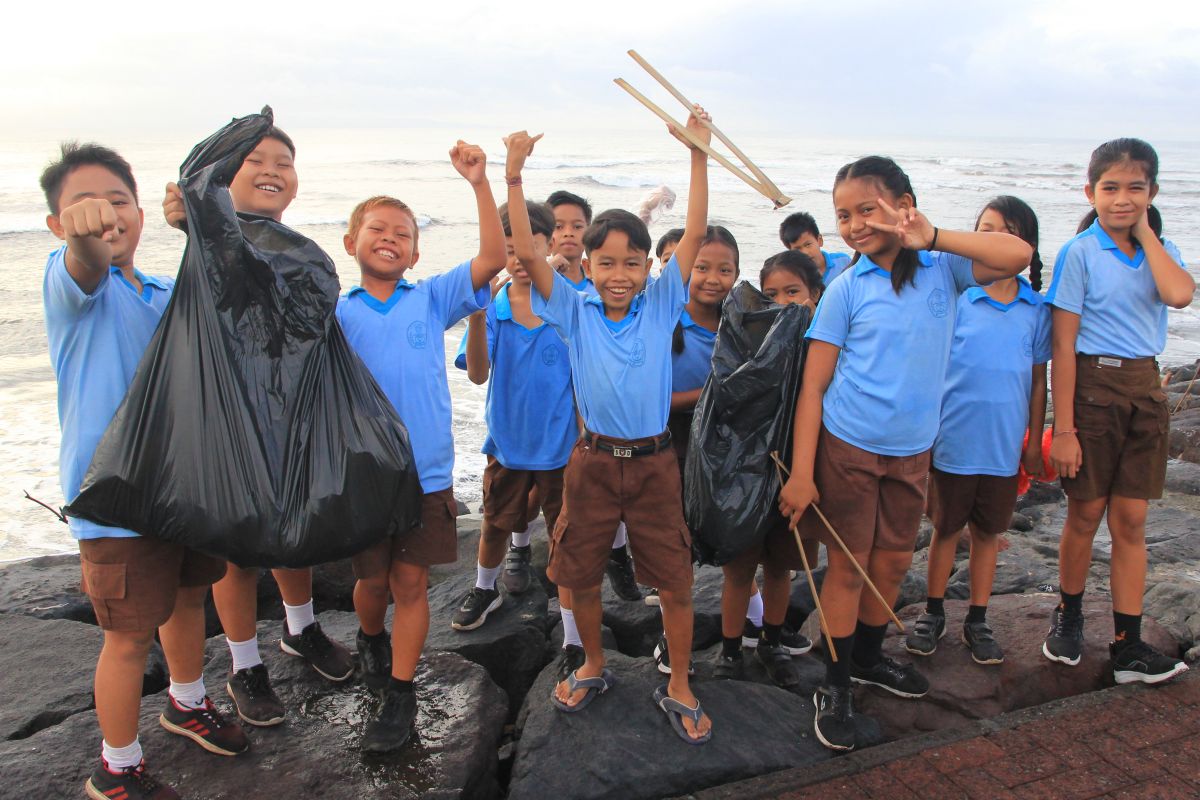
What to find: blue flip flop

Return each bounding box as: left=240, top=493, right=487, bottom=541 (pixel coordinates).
left=653, top=684, right=712, bottom=745
left=552, top=668, right=616, bottom=713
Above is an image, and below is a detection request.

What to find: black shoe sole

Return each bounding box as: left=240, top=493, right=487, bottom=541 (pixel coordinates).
left=280, top=640, right=354, bottom=682
left=225, top=682, right=285, bottom=727
left=361, top=727, right=413, bottom=754
left=450, top=593, right=504, bottom=631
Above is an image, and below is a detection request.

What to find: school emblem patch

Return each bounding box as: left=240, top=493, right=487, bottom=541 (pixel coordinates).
left=542, top=345, right=559, bottom=366
left=927, top=289, right=949, bottom=318
left=406, top=321, right=427, bottom=349
left=1022, top=332, right=1034, bottom=358
left=629, top=338, right=646, bottom=367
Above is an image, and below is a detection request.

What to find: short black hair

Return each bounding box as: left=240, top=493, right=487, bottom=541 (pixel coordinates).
left=779, top=212, right=820, bottom=247
left=546, top=190, right=593, bottom=224
left=656, top=228, right=685, bottom=257
left=40, top=141, right=138, bottom=215
left=582, top=209, right=651, bottom=256
left=263, top=126, right=296, bottom=157
left=499, top=200, right=555, bottom=239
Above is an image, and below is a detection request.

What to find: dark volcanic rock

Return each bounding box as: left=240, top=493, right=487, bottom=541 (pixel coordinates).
left=600, top=581, right=664, bottom=657
left=1143, top=580, right=1200, bottom=661
left=944, top=538, right=1058, bottom=599
left=1165, top=458, right=1200, bottom=495
left=509, top=652, right=832, bottom=800
left=1015, top=480, right=1064, bottom=511
left=0, top=553, right=95, bottom=624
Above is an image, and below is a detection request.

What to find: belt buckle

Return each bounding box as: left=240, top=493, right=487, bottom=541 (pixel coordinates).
left=1097, top=356, right=1123, bottom=368
left=612, top=446, right=633, bottom=458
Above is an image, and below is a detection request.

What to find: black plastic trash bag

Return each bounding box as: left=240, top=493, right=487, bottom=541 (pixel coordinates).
left=684, top=281, right=811, bottom=565
left=67, top=107, right=422, bottom=568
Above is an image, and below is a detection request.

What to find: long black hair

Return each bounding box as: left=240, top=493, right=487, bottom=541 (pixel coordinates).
left=760, top=250, right=824, bottom=300
left=834, top=156, right=919, bottom=294
left=976, top=196, right=1043, bottom=291
left=1076, top=138, right=1160, bottom=244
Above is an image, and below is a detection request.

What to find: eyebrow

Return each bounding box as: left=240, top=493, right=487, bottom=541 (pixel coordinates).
left=69, top=188, right=133, bottom=203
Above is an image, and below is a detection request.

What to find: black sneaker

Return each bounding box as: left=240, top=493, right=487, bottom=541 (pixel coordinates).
left=226, top=664, right=285, bottom=726
left=605, top=546, right=642, bottom=601
left=556, top=644, right=586, bottom=681
left=1111, top=640, right=1189, bottom=685
left=361, top=686, right=417, bottom=754
left=963, top=621, right=1005, bottom=665
left=712, top=650, right=745, bottom=680
left=1043, top=604, right=1084, bottom=666
left=86, top=760, right=179, bottom=800
left=741, top=619, right=763, bottom=649
left=780, top=625, right=813, bottom=655
left=905, top=612, right=946, bottom=656
left=357, top=628, right=392, bottom=692
left=644, top=588, right=660, bottom=607
left=451, top=586, right=502, bottom=631
left=281, top=621, right=354, bottom=682
left=502, top=545, right=533, bottom=594
left=653, top=633, right=695, bottom=676
left=850, top=655, right=930, bottom=698
left=159, top=696, right=249, bottom=756
left=813, top=684, right=857, bottom=751
left=757, top=642, right=801, bottom=688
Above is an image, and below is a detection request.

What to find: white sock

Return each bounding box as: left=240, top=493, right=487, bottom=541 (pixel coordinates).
left=227, top=635, right=263, bottom=671
left=284, top=599, right=316, bottom=636
left=746, top=591, right=764, bottom=627
left=101, top=737, right=143, bottom=771
left=561, top=608, right=582, bottom=647
left=169, top=676, right=207, bottom=710
left=612, top=522, right=628, bottom=549
left=476, top=563, right=502, bottom=590
left=511, top=529, right=532, bottom=548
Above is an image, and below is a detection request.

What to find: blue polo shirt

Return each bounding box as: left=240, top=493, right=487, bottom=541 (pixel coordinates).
left=337, top=261, right=489, bottom=493
left=671, top=310, right=718, bottom=393
left=43, top=247, right=174, bottom=540
left=823, top=250, right=853, bottom=284
left=1045, top=220, right=1187, bottom=358
left=534, top=254, right=687, bottom=439
left=453, top=284, right=576, bottom=470
left=932, top=277, right=1052, bottom=476
left=807, top=250, right=976, bottom=456
left=565, top=273, right=600, bottom=297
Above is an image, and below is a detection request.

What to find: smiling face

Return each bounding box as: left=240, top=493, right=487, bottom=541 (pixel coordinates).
left=834, top=177, right=909, bottom=260
left=343, top=205, right=420, bottom=282
left=762, top=269, right=816, bottom=308
left=551, top=203, right=588, bottom=261
left=229, top=136, right=298, bottom=221
left=504, top=233, right=550, bottom=286
left=689, top=241, right=737, bottom=309
left=1085, top=160, right=1157, bottom=235
left=50, top=164, right=144, bottom=268
left=586, top=229, right=651, bottom=316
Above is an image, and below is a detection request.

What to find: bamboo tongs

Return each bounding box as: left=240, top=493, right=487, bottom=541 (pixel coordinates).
left=615, top=50, right=791, bottom=209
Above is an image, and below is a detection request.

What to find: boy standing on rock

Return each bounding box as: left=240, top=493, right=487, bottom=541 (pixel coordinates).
left=42, top=143, right=247, bottom=800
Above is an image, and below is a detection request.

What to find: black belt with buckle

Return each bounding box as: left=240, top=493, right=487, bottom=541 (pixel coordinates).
left=583, top=429, right=673, bottom=458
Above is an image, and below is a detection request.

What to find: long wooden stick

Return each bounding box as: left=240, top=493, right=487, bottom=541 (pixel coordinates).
left=771, top=459, right=836, bottom=661
left=627, top=50, right=789, bottom=206
left=769, top=452, right=906, bottom=632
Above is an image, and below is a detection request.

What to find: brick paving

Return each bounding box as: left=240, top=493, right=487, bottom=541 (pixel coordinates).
left=692, top=669, right=1199, bottom=800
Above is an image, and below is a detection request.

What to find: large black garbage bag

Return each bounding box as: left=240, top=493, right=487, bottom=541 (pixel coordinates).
left=67, top=107, right=422, bottom=568
left=684, top=282, right=811, bottom=565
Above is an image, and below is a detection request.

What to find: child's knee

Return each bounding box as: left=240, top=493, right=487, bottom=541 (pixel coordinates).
left=657, top=587, right=693, bottom=610
left=824, top=559, right=866, bottom=593
left=388, top=565, right=429, bottom=606
left=104, top=628, right=156, bottom=654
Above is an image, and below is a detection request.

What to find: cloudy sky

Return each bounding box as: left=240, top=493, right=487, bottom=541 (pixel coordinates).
left=5, top=0, right=1198, bottom=140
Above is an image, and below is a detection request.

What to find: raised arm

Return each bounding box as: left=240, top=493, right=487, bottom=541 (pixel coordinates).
left=665, top=105, right=711, bottom=285
left=450, top=140, right=507, bottom=292
left=503, top=131, right=556, bottom=301
left=1136, top=214, right=1194, bottom=308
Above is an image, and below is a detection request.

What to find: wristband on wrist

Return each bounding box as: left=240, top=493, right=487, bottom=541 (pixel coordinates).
left=1053, top=428, right=1078, bottom=437
left=929, top=227, right=939, bottom=251
left=505, top=175, right=522, bottom=187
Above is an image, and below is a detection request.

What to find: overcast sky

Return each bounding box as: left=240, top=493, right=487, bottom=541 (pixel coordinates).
left=5, top=0, right=1198, bottom=141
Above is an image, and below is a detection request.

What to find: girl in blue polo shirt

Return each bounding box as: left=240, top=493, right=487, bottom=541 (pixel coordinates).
left=1044, top=138, right=1193, bottom=685
left=777, top=156, right=1032, bottom=752
left=905, top=196, right=1050, bottom=668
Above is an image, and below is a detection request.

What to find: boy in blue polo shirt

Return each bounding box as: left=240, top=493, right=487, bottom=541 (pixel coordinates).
left=43, top=142, right=247, bottom=800
left=780, top=211, right=852, bottom=284
left=338, top=140, right=506, bottom=754
left=546, top=189, right=595, bottom=293
left=515, top=108, right=715, bottom=744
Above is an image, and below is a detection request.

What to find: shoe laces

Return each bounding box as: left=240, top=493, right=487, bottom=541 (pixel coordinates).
left=299, top=623, right=335, bottom=657
left=119, top=761, right=164, bottom=792
left=194, top=697, right=231, bottom=728
left=239, top=666, right=274, bottom=698
left=1051, top=608, right=1084, bottom=638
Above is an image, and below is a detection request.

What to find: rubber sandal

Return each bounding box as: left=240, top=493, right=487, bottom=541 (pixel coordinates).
left=551, top=668, right=616, bottom=713
left=652, top=684, right=712, bottom=745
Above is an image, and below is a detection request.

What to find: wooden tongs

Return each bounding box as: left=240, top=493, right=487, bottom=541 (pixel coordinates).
left=615, top=50, right=791, bottom=209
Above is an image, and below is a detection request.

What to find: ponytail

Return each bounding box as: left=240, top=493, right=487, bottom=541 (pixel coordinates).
left=1028, top=249, right=1044, bottom=292
left=672, top=321, right=685, bottom=354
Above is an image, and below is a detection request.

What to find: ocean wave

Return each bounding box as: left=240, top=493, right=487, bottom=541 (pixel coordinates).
left=292, top=214, right=436, bottom=229
left=570, top=175, right=661, bottom=190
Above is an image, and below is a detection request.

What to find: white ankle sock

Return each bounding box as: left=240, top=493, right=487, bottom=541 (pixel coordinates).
left=611, top=522, right=628, bottom=549
left=101, top=737, right=143, bottom=771
left=561, top=608, right=582, bottom=647
left=746, top=591, right=764, bottom=627
left=511, top=529, right=532, bottom=548
left=227, top=635, right=263, bottom=671
left=476, top=563, right=502, bottom=590
left=169, top=676, right=207, bottom=710
left=284, top=599, right=316, bottom=636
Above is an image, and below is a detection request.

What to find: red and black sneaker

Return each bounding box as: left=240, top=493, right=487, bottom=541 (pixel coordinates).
left=159, top=695, right=249, bottom=756
left=85, top=759, right=180, bottom=800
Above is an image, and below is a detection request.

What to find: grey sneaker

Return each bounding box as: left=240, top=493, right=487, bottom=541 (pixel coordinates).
left=904, top=612, right=946, bottom=656
left=501, top=545, right=533, bottom=594
left=963, top=620, right=1005, bottom=665
left=225, top=664, right=285, bottom=727
left=280, top=621, right=354, bottom=682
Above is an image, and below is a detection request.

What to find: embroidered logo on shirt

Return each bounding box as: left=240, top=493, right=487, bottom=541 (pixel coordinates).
left=406, top=321, right=427, bottom=349
left=1022, top=333, right=1034, bottom=358
left=927, top=289, right=949, bottom=318
left=542, top=345, right=559, bottom=366
left=629, top=338, right=646, bottom=367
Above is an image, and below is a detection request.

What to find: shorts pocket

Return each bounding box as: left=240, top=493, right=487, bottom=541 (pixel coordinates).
left=1075, top=393, right=1113, bottom=436
left=444, top=496, right=460, bottom=520
left=81, top=561, right=127, bottom=600
left=1149, top=388, right=1171, bottom=433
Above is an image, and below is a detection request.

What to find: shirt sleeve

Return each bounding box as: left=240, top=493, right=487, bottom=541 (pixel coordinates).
left=1045, top=240, right=1087, bottom=315
left=805, top=270, right=852, bottom=347
left=427, top=260, right=491, bottom=329
left=1033, top=301, right=1053, bottom=365
left=42, top=246, right=109, bottom=322
left=1164, top=239, right=1187, bottom=270
left=930, top=251, right=978, bottom=294
left=643, top=253, right=687, bottom=329
left=531, top=269, right=583, bottom=341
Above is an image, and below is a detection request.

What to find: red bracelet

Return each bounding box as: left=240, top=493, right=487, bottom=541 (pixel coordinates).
left=506, top=175, right=522, bottom=187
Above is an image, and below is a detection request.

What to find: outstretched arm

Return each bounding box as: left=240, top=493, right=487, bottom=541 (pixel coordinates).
left=50, top=199, right=122, bottom=294
left=504, top=131, right=556, bottom=301
left=450, top=140, right=507, bottom=292
left=665, top=105, right=711, bottom=285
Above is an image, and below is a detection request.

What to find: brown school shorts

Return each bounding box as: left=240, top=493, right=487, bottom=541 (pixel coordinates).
left=482, top=456, right=565, bottom=533
left=798, top=427, right=931, bottom=554
left=352, top=488, right=459, bottom=577
left=927, top=467, right=1019, bottom=536
left=1062, top=355, right=1169, bottom=501
left=79, top=536, right=226, bottom=632
left=726, top=519, right=809, bottom=573
left=548, top=435, right=694, bottom=592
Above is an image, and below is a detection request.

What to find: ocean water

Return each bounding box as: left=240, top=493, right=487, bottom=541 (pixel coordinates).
left=2, top=127, right=1198, bottom=561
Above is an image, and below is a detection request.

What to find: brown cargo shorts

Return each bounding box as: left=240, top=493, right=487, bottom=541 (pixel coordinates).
left=927, top=467, right=1020, bottom=536
left=79, top=536, right=226, bottom=632
left=548, top=435, right=694, bottom=592
left=351, top=488, right=459, bottom=577
left=1062, top=355, right=1168, bottom=501
left=482, top=456, right=565, bottom=533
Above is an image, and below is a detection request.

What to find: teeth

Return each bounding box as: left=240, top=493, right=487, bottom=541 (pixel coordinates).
left=374, top=249, right=397, bottom=260
left=256, top=185, right=280, bottom=193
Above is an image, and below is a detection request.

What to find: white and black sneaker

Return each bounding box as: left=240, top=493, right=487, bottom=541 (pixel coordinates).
left=813, top=684, right=857, bottom=751
left=451, top=586, right=502, bottom=631
left=644, top=588, right=660, bottom=607
left=850, top=655, right=929, bottom=698
left=1111, top=641, right=1189, bottom=685
left=653, top=633, right=695, bottom=676
left=1043, top=604, right=1084, bottom=666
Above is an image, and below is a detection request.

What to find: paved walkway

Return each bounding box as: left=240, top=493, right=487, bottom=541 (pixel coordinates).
left=693, top=669, right=1199, bottom=800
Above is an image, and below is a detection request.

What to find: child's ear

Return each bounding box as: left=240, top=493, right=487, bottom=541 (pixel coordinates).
left=1084, top=183, right=1096, bottom=206
left=582, top=257, right=590, bottom=278
left=644, top=257, right=653, bottom=271
left=46, top=213, right=65, bottom=241
left=896, top=193, right=916, bottom=212
left=343, top=233, right=356, bottom=256
left=816, top=233, right=824, bottom=248
left=1149, top=183, right=1160, bottom=203
left=409, top=247, right=420, bottom=268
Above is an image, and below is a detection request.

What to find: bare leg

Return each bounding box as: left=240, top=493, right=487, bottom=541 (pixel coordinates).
left=1106, top=496, right=1149, bottom=615
left=553, top=584, right=603, bottom=705
left=94, top=629, right=155, bottom=748
left=354, top=576, right=390, bottom=636
left=658, top=587, right=712, bottom=740
left=1058, top=496, right=1109, bottom=594
left=388, top=561, right=430, bottom=681
left=158, top=585, right=210, bottom=683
